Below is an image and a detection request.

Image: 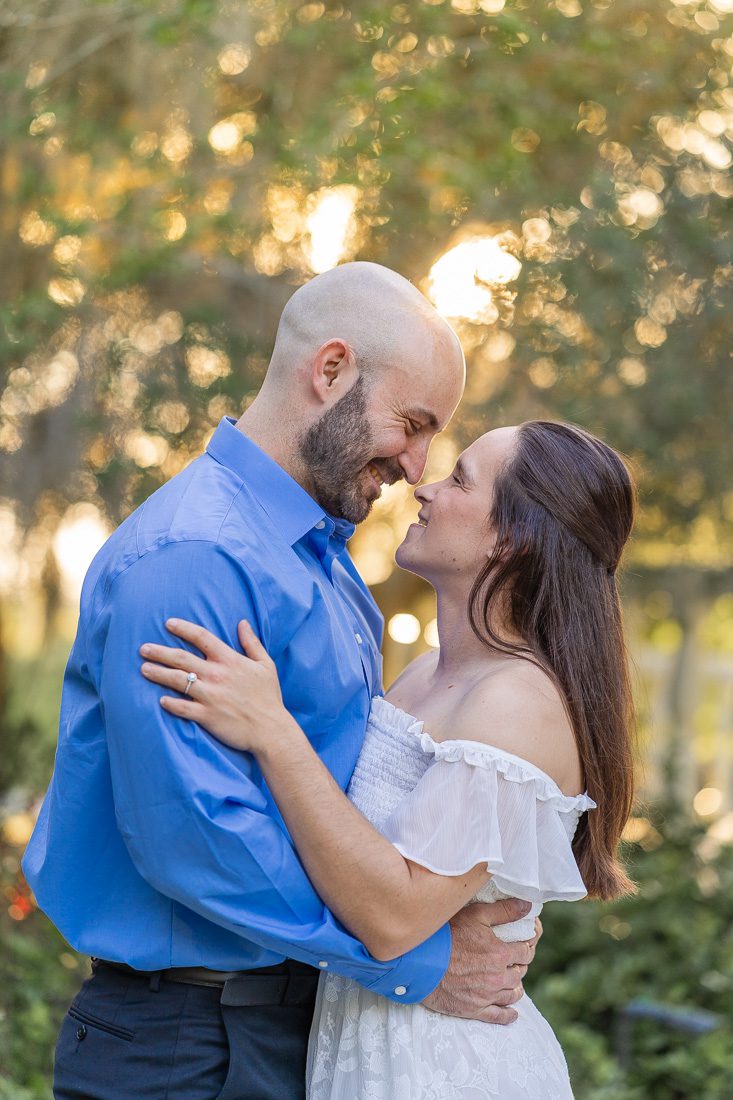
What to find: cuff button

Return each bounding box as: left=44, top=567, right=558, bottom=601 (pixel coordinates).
left=394, top=985, right=407, bottom=996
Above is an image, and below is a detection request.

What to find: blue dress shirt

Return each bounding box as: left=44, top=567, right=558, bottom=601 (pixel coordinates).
left=23, top=417, right=450, bottom=1003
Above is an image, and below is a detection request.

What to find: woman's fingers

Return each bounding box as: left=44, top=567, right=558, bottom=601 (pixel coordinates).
left=159, top=695, right=207, bottom=721
left=141, top=663, right=204, bottom=698
left=237, top=619, right=271, bottom=663
left=143, top=620, right=270, bottom=672
left=139, top=643, right=206, bottom=675
left=165, top=618, right=230, bottom=659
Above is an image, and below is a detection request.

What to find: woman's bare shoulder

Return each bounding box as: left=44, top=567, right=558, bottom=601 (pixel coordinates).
left=454, top=659, right=582, bottom=795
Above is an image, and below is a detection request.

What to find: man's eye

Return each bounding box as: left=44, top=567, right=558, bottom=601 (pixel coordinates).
left=407, top=420, right=421, bottom=435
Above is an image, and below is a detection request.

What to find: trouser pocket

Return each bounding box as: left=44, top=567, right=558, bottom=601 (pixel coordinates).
left=54, top=1005, right=137, bottom=1100
left=67, top=1003, right=134, bottom=1042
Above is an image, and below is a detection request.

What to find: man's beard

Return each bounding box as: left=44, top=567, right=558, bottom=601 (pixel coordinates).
left=299, top=376, right=401, bottom=524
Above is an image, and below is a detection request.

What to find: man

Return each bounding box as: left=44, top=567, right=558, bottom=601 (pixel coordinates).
left=24, top=263, right=537, bottom=1100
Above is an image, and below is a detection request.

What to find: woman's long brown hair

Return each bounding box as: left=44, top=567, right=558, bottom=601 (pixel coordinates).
left=469, top=420, right=636, bottom=900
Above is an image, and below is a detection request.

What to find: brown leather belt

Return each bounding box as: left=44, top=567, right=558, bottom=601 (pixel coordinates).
left=95, top=958, right=263, bottom=987
left=92, top=958, right=320, bottom=1006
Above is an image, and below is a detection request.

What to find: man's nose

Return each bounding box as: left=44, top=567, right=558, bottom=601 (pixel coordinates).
left=399, top=441, right=430, bottom=485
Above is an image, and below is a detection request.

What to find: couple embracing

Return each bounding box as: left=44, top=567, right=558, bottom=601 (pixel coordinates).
left=24, top=262, right=636, bottom=1099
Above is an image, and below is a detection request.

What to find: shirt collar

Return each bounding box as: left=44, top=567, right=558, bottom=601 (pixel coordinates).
left=206, top=417, right=355, bottom=546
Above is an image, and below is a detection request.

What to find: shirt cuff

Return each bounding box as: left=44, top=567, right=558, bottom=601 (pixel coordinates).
left=361, top=922, right=452, bottom=1004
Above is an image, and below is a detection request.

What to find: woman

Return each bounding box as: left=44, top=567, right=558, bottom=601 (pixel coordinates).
left=140, top=420, right=636, bottom=1099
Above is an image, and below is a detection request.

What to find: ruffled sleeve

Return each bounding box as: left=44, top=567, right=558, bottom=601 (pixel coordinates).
left=382, top=734, right=596, bottom=905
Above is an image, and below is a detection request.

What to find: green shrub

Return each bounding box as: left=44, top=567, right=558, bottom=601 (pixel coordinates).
left=0, top=851, right=86, bottom=1100
left=531, top=809, right=733, bottom=1099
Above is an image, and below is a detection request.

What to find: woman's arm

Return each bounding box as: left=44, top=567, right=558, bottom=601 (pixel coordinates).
left=140, top=618, right=490, bottom=961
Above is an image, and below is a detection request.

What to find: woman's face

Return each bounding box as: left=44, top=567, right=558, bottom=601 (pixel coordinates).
left=395, top=426, right=519, bottom=587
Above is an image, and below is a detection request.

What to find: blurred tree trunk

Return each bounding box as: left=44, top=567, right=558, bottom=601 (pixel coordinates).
left=40, top=546, right=61, bottom=647
left=665, top=575, right=706, bottom=809
left=0, top=601, right=8, bottom=730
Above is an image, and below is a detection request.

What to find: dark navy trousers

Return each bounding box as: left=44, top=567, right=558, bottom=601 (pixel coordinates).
left=53, top=961, right=320, bottom=1100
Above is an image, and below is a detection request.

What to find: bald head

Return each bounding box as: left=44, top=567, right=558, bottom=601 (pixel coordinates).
left=267, top=261, right=462, bottom=383
left=239, top=261, right=465, bottom=524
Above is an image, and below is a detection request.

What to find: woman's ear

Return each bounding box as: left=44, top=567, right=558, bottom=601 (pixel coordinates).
left=310, top=339, right=358, bottom=403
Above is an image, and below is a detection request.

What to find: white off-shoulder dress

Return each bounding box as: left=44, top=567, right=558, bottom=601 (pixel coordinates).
left=306, top=696, right=596, bottom=1100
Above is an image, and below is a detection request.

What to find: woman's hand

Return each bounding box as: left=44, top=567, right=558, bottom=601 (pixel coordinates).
left=139, top=618, right=299, bottom=753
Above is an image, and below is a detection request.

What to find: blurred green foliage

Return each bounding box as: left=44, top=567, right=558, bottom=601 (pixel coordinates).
left=0, top=850, right=86, bottom=1099
left=531, top=811, right=733, bottom=1099
left=1, top=642, right=69, bottom=796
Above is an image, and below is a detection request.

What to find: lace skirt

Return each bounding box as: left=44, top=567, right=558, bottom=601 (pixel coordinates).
left=306, top=973, right=574, bottom=1100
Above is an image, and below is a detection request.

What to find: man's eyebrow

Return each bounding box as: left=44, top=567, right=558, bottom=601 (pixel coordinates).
left=408, top=407, right=439, bottom=430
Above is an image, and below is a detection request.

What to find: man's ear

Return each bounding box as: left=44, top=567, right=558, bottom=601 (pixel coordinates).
left=311, top=339, right=359, bottom=403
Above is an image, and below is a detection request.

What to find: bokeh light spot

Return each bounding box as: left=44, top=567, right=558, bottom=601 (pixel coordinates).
left=53, top=504, right=112, bottom=602
left=305, top=186, right=359, bottom=274
left=217, top=44, right=251, bottom=75
left=424, top=618, right=439, bottom=648
left=694, top=787, right=723, bottom=817
left=428, top=238, right=521, bottom=322
left=388, top=613, right=422, bottom=645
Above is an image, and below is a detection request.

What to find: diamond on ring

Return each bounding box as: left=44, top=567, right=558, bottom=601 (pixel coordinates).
left=183, top=671, right=197, bottom=695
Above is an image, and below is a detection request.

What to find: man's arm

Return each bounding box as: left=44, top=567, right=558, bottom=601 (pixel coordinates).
left=93, top=539, right=450, bottom=1003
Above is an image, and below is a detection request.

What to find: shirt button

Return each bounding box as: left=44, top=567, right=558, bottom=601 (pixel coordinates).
left=354, top=632, right=363, bottom=644
left=76, top=1024, right=87, bottom=1041
left=314, top=520, right=326, bottom=530
left=318, top=960, right=329, bottom=968
left=394, top=986, right=407, bottom=996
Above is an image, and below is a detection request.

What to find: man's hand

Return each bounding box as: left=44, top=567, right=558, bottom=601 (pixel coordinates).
left=422, top=899, right=541, bottom=1025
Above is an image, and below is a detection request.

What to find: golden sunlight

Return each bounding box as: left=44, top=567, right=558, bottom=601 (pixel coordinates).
left=428, top=237, right=522, bottom=322
left=305, top=186, right=359, bottom=273
left=53, top=504, right=112, bottom=602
